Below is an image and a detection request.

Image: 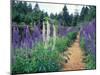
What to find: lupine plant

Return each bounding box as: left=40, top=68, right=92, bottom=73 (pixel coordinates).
left=80, top=19, right=96, bottom=69
left=12, top=21, right=79, bottom=74
left=12, top=25, right=19, bottom=49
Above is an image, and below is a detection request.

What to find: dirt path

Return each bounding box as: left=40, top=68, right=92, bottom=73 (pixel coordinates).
left=62, top=32, right=85, bottom=71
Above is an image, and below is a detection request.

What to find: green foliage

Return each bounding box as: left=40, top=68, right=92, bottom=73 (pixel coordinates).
left=72, top=14, right=79, bottom=26
left=88, top=6, right=96, bottom=21
left=32, top=4, right=41, bottom=24
left=65, top=32, right=77, bottom=48
left=55, top=37, right=67, bottom=52
left=80, top=37, right=96, bottom=69
left=12, top=31, right=77, bottom=74
left=12, top=1, right=29, bottom=23
left=84, top=53, right=96, bottom=69
left=55, top=32, right=77, bottom=52
left=50, top=13, right=55, bottom=19
left=79, top=6, right=89, bottom=22
left=80, top=37, right=85, bottom=50
left=80, top=37, right=89, bottom=56
left=12, top=42, right=63, bottom=74
left=12, top=48, right=33, bottom=74
left=69, top=14, right=73, bottom=26
left=79, top=6, right=96, bottom=23
left=34, top=42, right=45, bottom=50
left=65, top=37, right=71, bottom=47
left=67, top=32, right=77, bottom=41
left=32, top=49, right=63, bottom=72
left=12, top=0, right=96, bottom=27
left=24, top=13, right=33, bottom=24
left=12, top=56, right=34, bottom=74
left=12, top=1, right=49, bottom=25
left=62, top=5, right=70, bottom=26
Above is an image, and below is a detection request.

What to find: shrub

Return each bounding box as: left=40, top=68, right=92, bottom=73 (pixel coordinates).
left=34, top=42, right=45, bottom=50
left=65, top=37, right=72, bottom=47
left=67, top=32, right=77, bottom=42
left=33, top=42, right=63, bottom=72
left=11, top=47, right=34, bottom=74
left=66, top=32, right=77, bottom=47
left=84, top=53, right=96, bottom=69
left=55, top=32, right=77, bottom=53
left=12, top=55, right=34, bottom=74
left=55, top=37, right=67, bottom=52
left=80, top=37, right=85, bottom=50
left=12, top=42, right=63, bottom=74
left=32, top=49, right=63, bottom=72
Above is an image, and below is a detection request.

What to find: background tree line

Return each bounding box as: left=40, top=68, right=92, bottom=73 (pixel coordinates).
left=12, top=0, right=96, bottom=27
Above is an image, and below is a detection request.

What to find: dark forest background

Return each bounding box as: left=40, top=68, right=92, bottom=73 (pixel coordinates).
left=12, top=1, right=96, bottom=27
